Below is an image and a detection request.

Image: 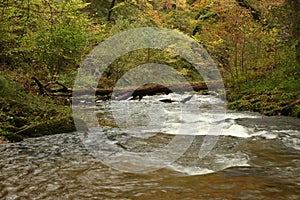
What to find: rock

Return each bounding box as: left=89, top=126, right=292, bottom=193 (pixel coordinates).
left=18, top=117, right=88, bottom=138
left=159, top=98, right=176, bottom=103
left=180, top=95, right=194, bottom=103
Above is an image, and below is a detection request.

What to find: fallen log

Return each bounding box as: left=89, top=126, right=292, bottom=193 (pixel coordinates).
left=73, top=81, right=217, bottom=100
left=31, top=78, right=222, bottom=101
left=31, top=77, right=72, bottom=95
left=281, top=99, right=300, bottom=116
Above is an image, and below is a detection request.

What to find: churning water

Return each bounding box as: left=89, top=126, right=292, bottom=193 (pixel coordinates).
left=1, top=94, right=300, bottom=199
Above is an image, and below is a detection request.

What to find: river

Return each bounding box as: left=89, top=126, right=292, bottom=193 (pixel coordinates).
left=1, top=94, right=300, bottom=199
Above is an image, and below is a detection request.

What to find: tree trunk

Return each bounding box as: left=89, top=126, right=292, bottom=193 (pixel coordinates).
left=288, top=0, right=300, bottom=63
left=72, top=82, right=220, bottom=100
left=107, top=0, right=116, bottom=21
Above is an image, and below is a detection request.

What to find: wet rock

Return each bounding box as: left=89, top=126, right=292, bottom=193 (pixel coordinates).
left=159, top=98, right=176, bottom=103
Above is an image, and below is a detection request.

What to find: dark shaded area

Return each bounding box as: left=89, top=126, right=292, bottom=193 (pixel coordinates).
left=17, top=117, right=88, bottom=138
left=236, top=0, right=262, bottom=22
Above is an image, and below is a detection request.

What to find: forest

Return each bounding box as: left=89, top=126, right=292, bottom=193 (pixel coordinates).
left=0, top=0, right=299, bottom=142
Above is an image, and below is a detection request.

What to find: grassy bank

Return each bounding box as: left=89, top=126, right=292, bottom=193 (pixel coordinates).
left=226, top=64, right=300, bottom=117
left=0, top=74, right=85, bottom=143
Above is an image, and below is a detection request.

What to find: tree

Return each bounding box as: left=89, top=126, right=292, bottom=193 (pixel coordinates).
left=287, top=0, right=300, bottom=63
left=0, top=0, right=98, bottom=79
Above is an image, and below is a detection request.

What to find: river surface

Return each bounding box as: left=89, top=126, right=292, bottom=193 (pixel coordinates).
left=1, top=94, right=300, bottom=199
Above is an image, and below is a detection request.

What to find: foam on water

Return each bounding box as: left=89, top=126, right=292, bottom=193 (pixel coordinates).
left=225, top=111, right=262, bottom=119
left=168, top=152, right=250, bottom=175
left=91, top=93, right=300, bottom=163
left=282, top=136, right=300, bottom=150
left=167, top=164, right=214, bottom=175
left=213, top=152, right=250, bottom=169
left=159, top=100, right=297, bottom=141
left=161, top=110, right=260, bottom=138
left=96, top=94, right=300, bottom=153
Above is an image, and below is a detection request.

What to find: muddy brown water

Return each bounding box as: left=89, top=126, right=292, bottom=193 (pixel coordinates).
left=1, top=94, right=299, bottom=199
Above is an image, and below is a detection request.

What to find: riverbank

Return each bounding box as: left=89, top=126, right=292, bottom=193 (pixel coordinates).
left=0, top=75, right=88, bottom=143
left=226, top=64, right=300, bottom=118
left=228, top=91, right=300, bottom=118
left=0, top=65, right=299, bottom=143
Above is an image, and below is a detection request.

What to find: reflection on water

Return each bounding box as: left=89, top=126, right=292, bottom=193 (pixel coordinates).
left=1, top=94, right=300, bottom=199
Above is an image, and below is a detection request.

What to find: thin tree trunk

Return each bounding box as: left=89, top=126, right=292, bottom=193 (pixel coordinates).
left=234, top=35, right=240, bottom=91
left=241, top=36, right=246, bottom=82
left=107, top=0, right=116, bottom=21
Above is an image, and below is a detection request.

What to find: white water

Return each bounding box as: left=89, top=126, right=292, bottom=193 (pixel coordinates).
left=1, top=94, right=300, bottom=200
left=79, top=93, right=300, bottom=175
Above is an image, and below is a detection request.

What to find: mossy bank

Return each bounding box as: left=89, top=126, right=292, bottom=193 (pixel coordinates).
left=226, top=66, right=300, bottom=118
left=0, top=75, right=87, bottom=143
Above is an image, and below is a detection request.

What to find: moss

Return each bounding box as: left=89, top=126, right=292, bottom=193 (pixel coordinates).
left=291, top=105, right=300, bottom=118
left=227, top=90, right=298, bottom=117
left=228, top=100, right=251, bottom=111
left=18, top=117, right=88, bottom=138
left=0, top=75, right=88, bottom=142
left=0, top=132, right=23, bottom=142
left=97, top=117, right=117, bottom=127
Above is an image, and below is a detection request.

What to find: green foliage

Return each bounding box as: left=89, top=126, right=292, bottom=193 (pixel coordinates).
left=0, top=74, right=74, bottom=142
left=97, top=48, right=203, bottom=88
left=1, top=0, right=299, bottom=119
left=291, top=105, right=300, bottom=118
left=0, top=75, right=8, bottom=97
left=1, top=0, right=99, bottom=78
left=34, top=19, right=87, bottom=71
left=108, top=1, right=161, bottom=35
